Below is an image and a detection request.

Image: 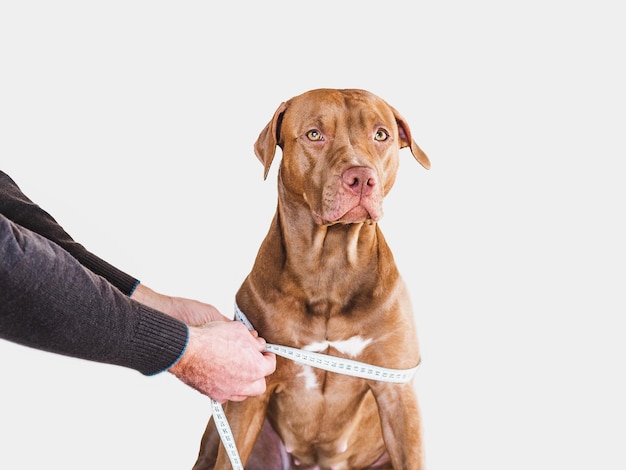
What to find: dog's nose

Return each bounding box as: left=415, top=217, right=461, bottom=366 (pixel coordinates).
left=342, top=167, right=378, bottom=195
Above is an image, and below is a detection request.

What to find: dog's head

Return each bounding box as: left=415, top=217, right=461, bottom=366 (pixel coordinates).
left=254, top=88, right=430, bottom=226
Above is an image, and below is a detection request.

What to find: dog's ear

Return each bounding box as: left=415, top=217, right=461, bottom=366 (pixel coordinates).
left=254, top=101, right=289, bottom=180
left=391, top=106, right=431, bottom=170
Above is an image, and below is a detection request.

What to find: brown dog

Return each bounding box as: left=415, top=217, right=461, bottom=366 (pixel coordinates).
left=193, top=88, right=430, bottom=469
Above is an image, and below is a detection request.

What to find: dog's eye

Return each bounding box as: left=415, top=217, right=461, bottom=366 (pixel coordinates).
left=374, top=129, right=389, bottom=141
left=306, top=129, right=323, bottom=141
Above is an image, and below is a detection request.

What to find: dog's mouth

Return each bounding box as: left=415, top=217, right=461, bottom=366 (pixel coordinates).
left=312, top=203, right=380, bottom=226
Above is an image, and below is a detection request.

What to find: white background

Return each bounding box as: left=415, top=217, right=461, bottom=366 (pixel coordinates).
left=1, top=1, right=624, bottom=469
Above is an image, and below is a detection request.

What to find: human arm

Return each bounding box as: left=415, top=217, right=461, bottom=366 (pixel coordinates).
left=0, top=170, right=218, bottom=321
left=0, top=213, right=185, bottom=374
left=0, top=214, right=275, bottom=400
left=0, top=170, right=139, bottom=295
left=0, top=170, right=276, bottom=399
left=1, top=170, right=222, bottom=324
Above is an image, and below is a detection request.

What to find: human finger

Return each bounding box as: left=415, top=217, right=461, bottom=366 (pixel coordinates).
left=261, top=351, right=276, bottom=375
left=255, top=335, right=268, bottom=352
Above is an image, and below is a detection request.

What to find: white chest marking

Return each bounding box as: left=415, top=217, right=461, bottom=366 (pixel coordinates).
left=297, top=336, right=373, bottom=390
left=303, top=336, right=373, bottom=358
left=297, top=366, right=319, bottom=390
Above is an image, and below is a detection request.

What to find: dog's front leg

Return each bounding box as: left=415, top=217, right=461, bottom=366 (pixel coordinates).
left=213, top=394, right=270, bottom=469
left=371, top=383, right=425, bottom=469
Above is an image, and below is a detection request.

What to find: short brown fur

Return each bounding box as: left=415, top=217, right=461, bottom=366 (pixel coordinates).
left=193, top=88, right=430, bottom=470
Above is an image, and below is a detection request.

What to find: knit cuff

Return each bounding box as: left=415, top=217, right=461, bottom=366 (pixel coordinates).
left=127, top=307, right=189, bottom=376
left=78, top=251, right=139, bottom=296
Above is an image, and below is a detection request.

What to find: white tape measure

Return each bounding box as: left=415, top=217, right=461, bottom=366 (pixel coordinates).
left=209, top=303, right=420, bottom=470
left=210, top=400, right=244, bottom=469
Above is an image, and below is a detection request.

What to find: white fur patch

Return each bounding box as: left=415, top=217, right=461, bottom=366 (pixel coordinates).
left=303, top=336, right=373, bottom=358
left=297, top=336, right=373, bottom=390
left=297, top=366, right=319, bottom=390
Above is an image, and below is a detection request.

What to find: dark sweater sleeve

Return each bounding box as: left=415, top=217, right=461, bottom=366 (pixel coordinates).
left=0, top=214, right=188, bottom=375
left=0, top=171, right=138, bottom=295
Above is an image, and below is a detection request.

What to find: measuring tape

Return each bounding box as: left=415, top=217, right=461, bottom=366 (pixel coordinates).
left=208, top=303, right=420, bottom=469
left=210, top=399, right=245, bottom=469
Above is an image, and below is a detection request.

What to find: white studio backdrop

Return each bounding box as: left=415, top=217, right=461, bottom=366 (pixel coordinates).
left=1, top=1, right=624, bottom=469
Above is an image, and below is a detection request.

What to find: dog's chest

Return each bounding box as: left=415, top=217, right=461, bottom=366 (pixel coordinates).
left=267, top=337, right=387, bottom=467
left=268, top=321, right=378, bottom=414
left=291, top=335, right=373, bottom=390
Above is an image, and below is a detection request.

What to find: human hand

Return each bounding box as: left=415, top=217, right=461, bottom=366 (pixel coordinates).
left=131, top=283, right=227, bottom=326
left=131, top=283, right=275, bottom=401
left=168, top=321, right=276, bottom=402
